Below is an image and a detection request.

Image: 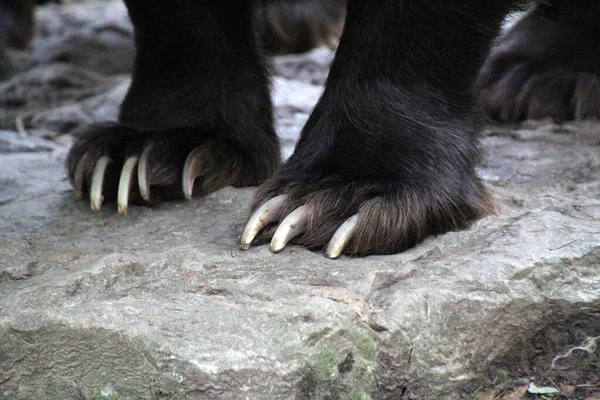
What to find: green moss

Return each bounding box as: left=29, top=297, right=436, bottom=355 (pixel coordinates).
left=301, top=323, right=379, bottom=399
left=349, top=392, right=373, bottom=400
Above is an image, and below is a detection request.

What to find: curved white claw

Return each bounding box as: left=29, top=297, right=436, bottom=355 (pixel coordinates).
left=72, top=153, right=88, bottom=200
left=89, top=156, right=111, bottom=212
left=239, top=195, right=286, bottom=250
left=324, top=214, right=359, bottom=259
left=138, top=143, right=155, bottom=202
left=269, top=205, right=309, bottom=253
left=182, top=146, right=203, bottom=200
left=117, top=154, right=140, bottom=215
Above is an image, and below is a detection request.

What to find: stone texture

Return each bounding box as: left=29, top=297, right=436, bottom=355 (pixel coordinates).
left=0, top=1, right=599, bottom=399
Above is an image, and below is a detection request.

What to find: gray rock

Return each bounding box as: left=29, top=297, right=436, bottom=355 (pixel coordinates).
left=0, top=121, right=598, bottom=399
left=0, top=1, right=599, bottom=399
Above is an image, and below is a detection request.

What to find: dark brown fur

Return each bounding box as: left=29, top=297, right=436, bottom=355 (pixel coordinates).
left=66, top=1, right=282, bottom=204
left=253, top=177, right=494, bottom=255
left=0, top=0, right=34, bottom=49
left=250, top=1, right=509, bottom=255
left=478, top=0, right=600, bottom=123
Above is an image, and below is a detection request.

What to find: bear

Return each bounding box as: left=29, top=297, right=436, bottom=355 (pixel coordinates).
left=2, top=0, right=599, bottom=257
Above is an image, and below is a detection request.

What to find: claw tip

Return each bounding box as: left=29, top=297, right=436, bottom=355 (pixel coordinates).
left=89, top=155, right=111, bottom=213
left=182, top=146, right=204, bottom=200
left=269, top=242, right=284, bottom=253
left=324, top=248, right=342, bottom=259
left=90, top=200, right=102, bottom=212
left=324, top=214, right=359, bottom=260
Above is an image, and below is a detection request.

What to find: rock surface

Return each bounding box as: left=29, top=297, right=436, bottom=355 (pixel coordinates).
left=1, top=1, right=599, bottom=399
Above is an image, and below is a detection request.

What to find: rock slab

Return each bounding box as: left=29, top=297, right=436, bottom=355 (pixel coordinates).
left=0, top=1, right=599, bottom=399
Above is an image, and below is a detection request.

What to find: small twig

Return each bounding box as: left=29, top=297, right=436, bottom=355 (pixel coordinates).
left=575, top=383, right=600, bottom=388
left=550, top=335, right=600, bottom=370
left=550, top=239, right=578, bottom=251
